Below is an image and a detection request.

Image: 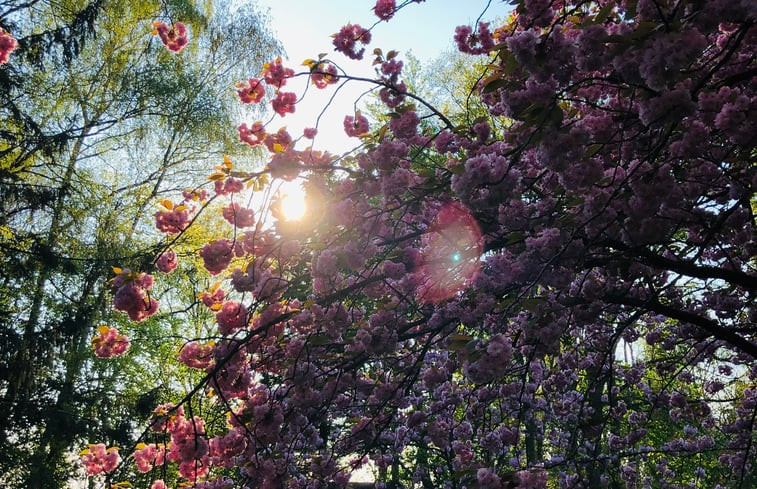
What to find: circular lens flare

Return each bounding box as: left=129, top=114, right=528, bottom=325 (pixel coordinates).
left=416, top=202, right=483, bottom=303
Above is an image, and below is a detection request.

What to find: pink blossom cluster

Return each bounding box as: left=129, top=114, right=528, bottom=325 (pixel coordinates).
left=182, top=188, right=209, bottom=202
left=199, top=239, right=234, bottom=275
left=149, top=404, right=210, bottom=482
left=178, top=341, right=214, bottom=369
left=263, top=126, right=293, bottom=152
left=111, top=269, right=159, bottom=321
left=231, top=57, right=305, bottom=119
left=309, top=62, right=338, bottom=88
left=332, top=23, right=371, bottom=60
left=0, top=28, right=18, bottom=64
left=209, top=340, right=254, bottom=399
left=133, top=442, right=166, bottom=473
left=200, top=284, right=226, bottom=308
left=236, top=78, right=265, bottom=104
left=373, top=0, right=396, bottom=20
left=222, top=203, right=255, bottom=228
left=152, top=21, right=188, bottom=52
left=343, top=113, right=370, bottom=137
left=155, top=202, right=194, bottom=234
left=80, top=444, right=120, bottom=476
left=213, top=177, right=244, bottom=195
left=238, top=121, right=266, bottom=147
left=454, top=22, right=495, bottom=55
left=156, top=250, right=178, bottom=273
left=389, top=110, right=421, bottom=142
left=271, top=91, right=297, bottom=116
left=371, top=50, right=407, bottom=112
left=215, top=300, right=248, bottom=335
left=261, top=56, right=294, bottom=88
left=91, top=326, right=130, bottom=358
left=231, top=262, right=287, bottom=302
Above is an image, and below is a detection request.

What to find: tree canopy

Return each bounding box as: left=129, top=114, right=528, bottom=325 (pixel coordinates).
left=0, top=0, right=279, bottom=487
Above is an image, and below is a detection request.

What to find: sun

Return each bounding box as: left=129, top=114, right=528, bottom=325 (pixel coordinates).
left=279, top=180, right=307, bottom=221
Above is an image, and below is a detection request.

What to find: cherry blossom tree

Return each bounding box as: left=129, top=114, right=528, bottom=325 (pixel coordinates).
left=82, top=0, right=755, bottom=488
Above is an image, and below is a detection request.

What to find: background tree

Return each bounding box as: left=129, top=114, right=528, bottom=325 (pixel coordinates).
left=0, top=0, right=280, bottom=487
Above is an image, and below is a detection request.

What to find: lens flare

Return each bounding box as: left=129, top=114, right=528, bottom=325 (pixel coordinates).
left=416, top=202, right=483, bottom=303
left=279, top=181, right=307, bottom=221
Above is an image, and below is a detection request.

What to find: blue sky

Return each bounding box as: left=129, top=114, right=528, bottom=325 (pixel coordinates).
left=247, top=0, right=511, bottom=153
left=254, top=0, right=507, bottom=65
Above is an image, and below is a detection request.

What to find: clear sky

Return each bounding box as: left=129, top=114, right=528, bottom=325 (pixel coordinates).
left=245, top=0, right=511, bottom=153
left=253, top=0, right=506, bottom=65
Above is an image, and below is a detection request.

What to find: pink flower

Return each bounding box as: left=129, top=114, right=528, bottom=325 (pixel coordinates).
left=155, top=202, right=193, bottom=234
left=178, top=341, right=215, bottom=369
left=379, top=82, right=407, bottom=108
left=389, top=110, right=420, bottom=141
left=152, top=21, right=188, bottom=52
left=303, top=127, right=318, bottom=139
left=238, top=121, right=266, bottom=147
left=111, top=269, right=159, bottom=322
left=454, top=22, right=495, bottom=55
left=262, top=126, right=293, bottom=153
left=134, top=443, right=166, bottom=473
left=156, top=250, right=178, bottom=273
left=271, top=91, right=297, bottom=116
left=216, top=301, right=248, bottom=335
left=374, top=0, right=396, bottom=20
left=261, top=57, right=294, bottom=88
left=310, top=63, right=338, bottom=88
left=199, top=239, right=234, bottom=275
left=0, top=29, right=18, bottom=64
left=114, top=283, right=159, bottom=321
left=149, top=403, right=184, bottom=433
left=236, top=78, right=265, bottom=104
left=91, top=326, right=130, bottom=358
left=332, top=24, right=372, bottom=60
left=200, top=284, right=226, bottom=308
left=222, top=203, right=255, bottom=228
left=183, top=188, right=209, bottom=202
left=151, top=481, right=169, bottom=489
left=178, top=460, right=210, bottom=482
left=214, top=177, right=244, bottom=196
left=344, top=113, right=370, bottom=137
left=80, top=444, right=121, bottom=475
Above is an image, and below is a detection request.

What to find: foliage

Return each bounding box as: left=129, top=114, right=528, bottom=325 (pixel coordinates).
left=0, top=0, right=279, bottom=487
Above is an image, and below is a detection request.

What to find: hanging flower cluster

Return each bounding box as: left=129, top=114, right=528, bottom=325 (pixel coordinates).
left=151, top=21, right=188, bottom=52
left=0, top=28, right=18, bottom=64
left=91, top=325, right=130, bottom=358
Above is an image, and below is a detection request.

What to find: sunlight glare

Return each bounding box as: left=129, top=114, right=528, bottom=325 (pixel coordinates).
left=279, top=181, right=307, bottom=221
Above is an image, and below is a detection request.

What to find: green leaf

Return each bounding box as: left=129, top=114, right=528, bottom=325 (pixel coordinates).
left=309, top=334, right=333, bottom=346
left=449, top=333, right=474, bottom=352
left=631, top=21, right=659, bottom=40
left=482, top=77, right=508, bottom=94
left=592, top=3, right=614, bottom=24
left=448, top=163, right=466, bottom=175
left=584, top=143, right=604, bottom=158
